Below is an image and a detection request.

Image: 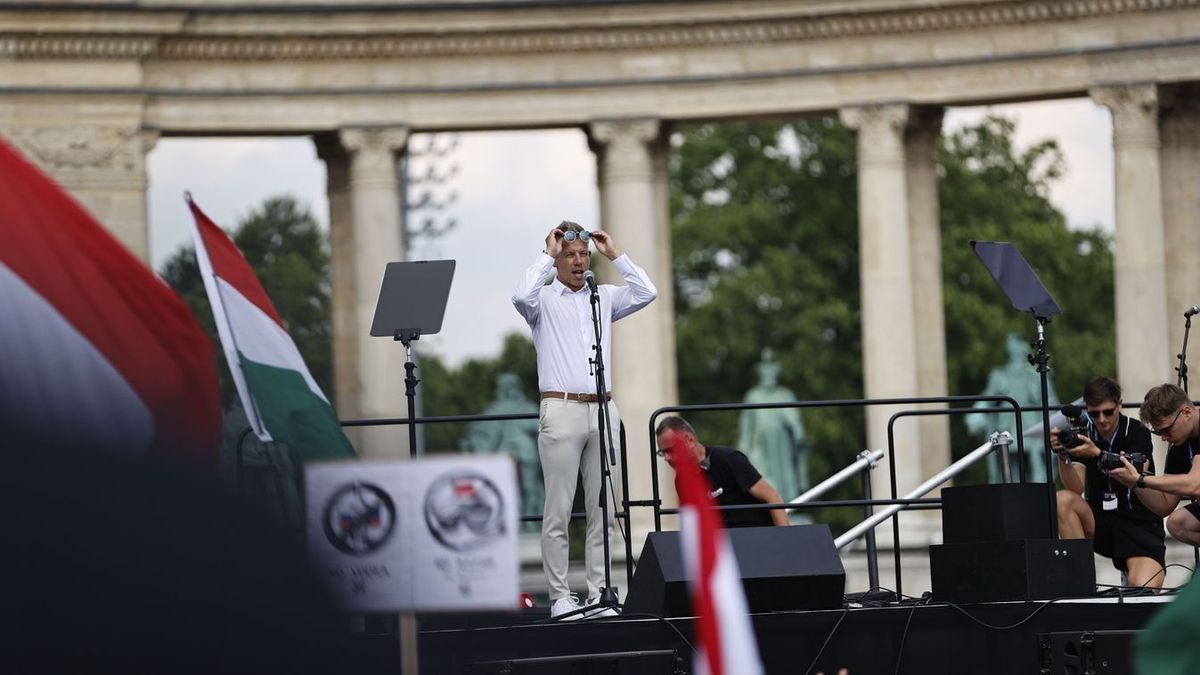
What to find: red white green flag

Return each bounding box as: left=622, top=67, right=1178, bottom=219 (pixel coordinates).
left=0, top=137, right=221, bottom=469
left=187, top=196, right=357, bottom=461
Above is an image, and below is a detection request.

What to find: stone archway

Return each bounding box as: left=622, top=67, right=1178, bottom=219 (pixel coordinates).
left=4, top=0, right=1200, bottom=548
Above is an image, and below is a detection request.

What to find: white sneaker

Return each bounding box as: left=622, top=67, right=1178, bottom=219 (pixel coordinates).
left=550, top=595, right=582, bottom=620
left=583, top=597, right=618, bottom=618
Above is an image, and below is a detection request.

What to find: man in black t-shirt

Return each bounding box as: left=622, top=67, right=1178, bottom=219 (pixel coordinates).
left=1050, top=376, right=1164, bottom=588
left=1110, top=383, right=1200, bottom=548
left=655, top=416, right=789, bottom=528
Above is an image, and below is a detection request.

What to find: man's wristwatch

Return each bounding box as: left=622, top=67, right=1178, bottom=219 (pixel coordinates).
left=1136, top=474, right=1146, bottom=489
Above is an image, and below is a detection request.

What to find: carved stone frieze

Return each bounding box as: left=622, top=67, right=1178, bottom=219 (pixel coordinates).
left=2, top=126, right=152, bottom=173
left=0, top=36, right=157, bottom=59
left=4, top=0, right=1199, bottom=60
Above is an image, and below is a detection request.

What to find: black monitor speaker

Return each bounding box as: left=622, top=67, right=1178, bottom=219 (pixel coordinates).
left=624, top=524, right=845, bottom=617
left=930, top=538, right=1095, bottom=603
left=941, top=483, right=1055, bottom=544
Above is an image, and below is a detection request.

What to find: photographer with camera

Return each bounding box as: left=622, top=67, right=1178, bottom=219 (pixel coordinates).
left=1050, top=377, right=1165, bottom=589
left=1108, top=384, right=1200, bottom=548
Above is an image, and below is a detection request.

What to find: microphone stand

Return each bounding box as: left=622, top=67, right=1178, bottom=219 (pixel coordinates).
left=1177, top=313, right=1193, bottom=394
left=1027, top=314, right=1058, bottom=536
left=586, top=275, right=621, bottom=616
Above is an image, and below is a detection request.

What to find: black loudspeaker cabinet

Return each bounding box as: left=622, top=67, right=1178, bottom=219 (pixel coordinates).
left=624, top=524, right=845, bottom=617
left=941, top=483, right=1055, bottom=544
left=1040, top=630, right=1137, bottom=675
left=929, top=538, right=1095, bottom=603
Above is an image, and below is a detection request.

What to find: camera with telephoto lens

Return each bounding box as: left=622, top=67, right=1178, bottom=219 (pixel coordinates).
left=1097, top=450, right=1148, bottom=473
left=1056, top=404, right=1092, bottom=450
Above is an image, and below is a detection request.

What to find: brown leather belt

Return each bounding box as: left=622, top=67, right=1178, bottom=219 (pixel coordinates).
left=541, top=391, right=612, bottom=403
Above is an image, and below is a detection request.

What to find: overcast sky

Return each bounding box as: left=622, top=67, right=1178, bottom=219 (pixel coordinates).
left=147, top=98, right=1113, bottom=367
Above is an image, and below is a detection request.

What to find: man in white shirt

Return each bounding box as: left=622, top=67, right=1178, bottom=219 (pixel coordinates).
left=512, top=220, right=657, bottom=618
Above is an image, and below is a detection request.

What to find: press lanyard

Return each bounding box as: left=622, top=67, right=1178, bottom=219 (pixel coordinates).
left=1101, top=419, right=1126, bottom=508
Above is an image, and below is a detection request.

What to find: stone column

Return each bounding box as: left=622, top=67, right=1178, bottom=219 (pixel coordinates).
left=5, top=124, right=158, bottom=263
left=317, top=126, right=411, bottom=459
left=905, top=107, right=952, bottom=486
left=648, top=127, right=681, bottom=527
left=840, top=104, right=926, bottom=543
left=1091, top=85, right=1170, bottom=406
left=588, top=118, right=676, bottom=551
left=649, top=131, right=680, bottom=410
left=1160, top=85, right=1200, bottom=368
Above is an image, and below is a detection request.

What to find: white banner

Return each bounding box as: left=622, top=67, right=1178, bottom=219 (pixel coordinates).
left=305, top=454, right=519, bottom=612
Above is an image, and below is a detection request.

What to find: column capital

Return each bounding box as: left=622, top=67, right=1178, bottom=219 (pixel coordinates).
left=905, top=106, right=944, bottom=166
left=839, top=104, right=910, bottom=166
left=905, top=106, right=944, bottom=140
left=1160, top=83, right=1200, bottom=148
left=1090, top=84, right=1159, bottom=149
left=337, top=125, right=411, bottom=156
left=588, top=118, right=661, bottom=183
left=336, top=125, right=409, bottom=185
left=588, top=118, right=661, bottom=148
left=838, top=103, right=909, bottom=132
left=313, top=131, right=346, bottom=162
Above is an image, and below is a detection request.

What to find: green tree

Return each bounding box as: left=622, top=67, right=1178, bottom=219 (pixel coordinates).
left=670, top=118, right=865, bottom=527
left=160, top=195, right=334, bottom=411
left=940, top=116, right=1115, bottom=414
left=669, top=114, right=1115, bottom=532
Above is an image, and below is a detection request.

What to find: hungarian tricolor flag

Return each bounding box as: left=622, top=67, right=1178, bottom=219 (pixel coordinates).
left=671, top=434, right=765, bottom=675
left=0, top=138, right=221, bottom=470
left=187, top=196, right=356, bottom=461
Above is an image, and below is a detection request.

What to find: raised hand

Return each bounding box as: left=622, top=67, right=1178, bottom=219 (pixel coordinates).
left=590, top=230, right=622, bottom=260
left=545, top=227, right=565, bottom=257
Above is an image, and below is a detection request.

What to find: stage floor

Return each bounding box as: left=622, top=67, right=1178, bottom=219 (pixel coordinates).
left=408, top=594, right=1169, bottom=674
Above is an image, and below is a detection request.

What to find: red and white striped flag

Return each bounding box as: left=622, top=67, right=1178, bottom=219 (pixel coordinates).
left=0, top=137, right=221, bottom=469
left=669, top=433, right=765, bottom=675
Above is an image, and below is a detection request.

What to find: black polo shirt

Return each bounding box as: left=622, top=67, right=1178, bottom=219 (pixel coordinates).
left=701, top=445, right=773, bottom=528
left=1079, top=414, right=1155, bottom=521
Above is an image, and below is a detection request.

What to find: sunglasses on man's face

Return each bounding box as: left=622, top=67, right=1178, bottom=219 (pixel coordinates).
left=562, top=230, right=591, bottom=242
left=1087, top=407, right=1119, bottom=419
left=1150, top=408, right=1186, bottom=437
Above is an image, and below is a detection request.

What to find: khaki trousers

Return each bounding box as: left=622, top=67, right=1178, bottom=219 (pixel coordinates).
left=537, top=397, right=621, bottom=601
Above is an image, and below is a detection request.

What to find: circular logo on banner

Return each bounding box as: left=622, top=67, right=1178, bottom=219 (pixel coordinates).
left=424, top=472, right=506, bottom=551
left=323, top=482, right=397, bottom=556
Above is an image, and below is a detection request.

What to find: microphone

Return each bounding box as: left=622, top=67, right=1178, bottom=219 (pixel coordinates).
left=1186, top=305, right=1200, bottom=318
left=1060, top=404, right=1084, bottom=419
left=583, top=270, right=598, bottom=293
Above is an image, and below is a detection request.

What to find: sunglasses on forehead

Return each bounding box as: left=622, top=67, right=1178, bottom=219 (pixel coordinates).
left=561, top=229, right=591, bottom=242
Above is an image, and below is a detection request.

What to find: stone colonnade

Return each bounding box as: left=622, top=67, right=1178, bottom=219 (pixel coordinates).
left=10, top=89, right=1196, bottom=549
left=303, top=83, right=1199, bottom=495
left=834, top=84, right=1200, bottom=516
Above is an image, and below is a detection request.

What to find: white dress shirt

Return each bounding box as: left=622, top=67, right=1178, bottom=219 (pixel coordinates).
left=511, top=252, right=657, bottom=394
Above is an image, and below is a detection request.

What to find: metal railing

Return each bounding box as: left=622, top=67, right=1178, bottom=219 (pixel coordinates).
left=791, top=448, right=884, bottom=586
left=236, top=393, right=1053, bottom=597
